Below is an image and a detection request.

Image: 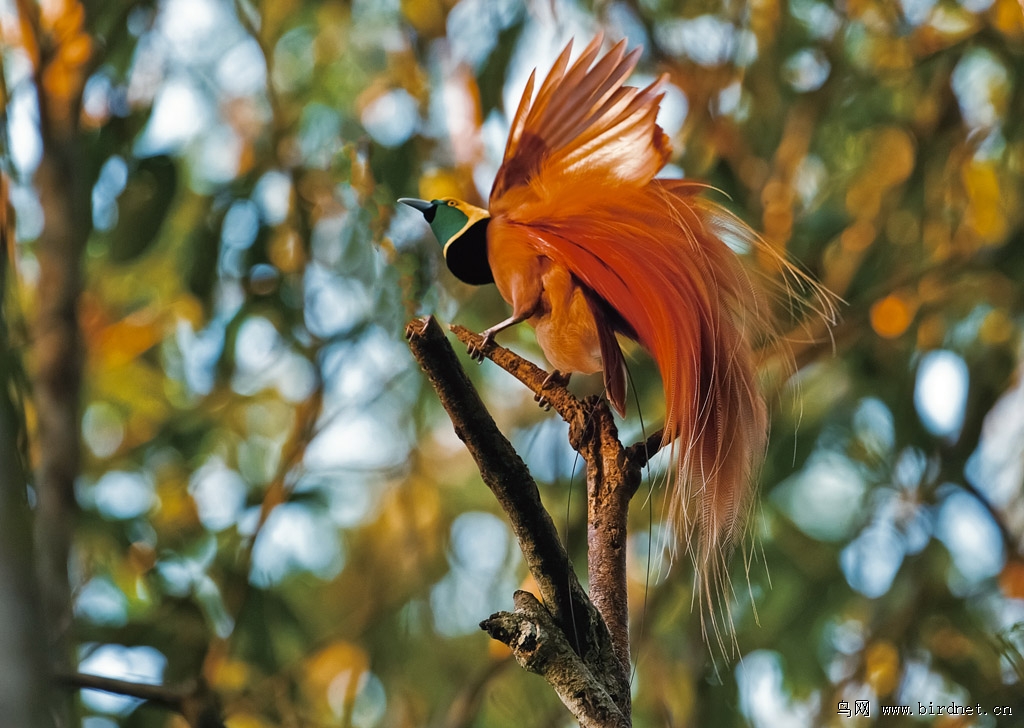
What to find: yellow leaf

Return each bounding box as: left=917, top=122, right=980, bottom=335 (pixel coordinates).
left=962, top=161, right=1007, bottom=244
left=269, top=229, right=305, bottom=274
left=417, top=169, right=464, bottom=203
left=91, top=313, right=165, bottom=368
left=208, top=657, right=251, bottom=692
left=872, top=36, right=913, bottom=71
left=259, top=0, right=301, bottom=44
left=90, top=360, right=171, bottom=435
left=151, top=473, right=200, bottom=532
left=865, top=640, right=899, bottom=696
left=873, top=127, right=916, bottom=186
left=979, top=308, right=1014, bottom=345
left=870, top=292, right=915, bottom=339
left=303, top=640, right=370, bottom=719
left=38, top=0, right=93, bottom=128
left=992, top=0, right=1024, bottom=37
left=841, top=219, right=876, bottom=254
left=401, top=0, right=448, bottom=37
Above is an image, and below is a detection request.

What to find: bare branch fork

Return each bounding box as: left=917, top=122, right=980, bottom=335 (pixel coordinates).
left=405, top=316, right=663, bottom=727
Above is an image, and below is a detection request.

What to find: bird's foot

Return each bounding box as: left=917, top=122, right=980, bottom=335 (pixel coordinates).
left=467, top=330, right=496, bottom=362
left=534, top=370, right=571, bottom=410
left=404, top=317, right=430, bottom=340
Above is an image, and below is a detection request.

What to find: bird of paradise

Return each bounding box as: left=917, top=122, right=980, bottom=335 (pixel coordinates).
left=402, top=34, right=834, bottom=638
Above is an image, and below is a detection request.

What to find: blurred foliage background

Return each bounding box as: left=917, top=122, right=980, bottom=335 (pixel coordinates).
left=2, top=0, right=1024, bottom=726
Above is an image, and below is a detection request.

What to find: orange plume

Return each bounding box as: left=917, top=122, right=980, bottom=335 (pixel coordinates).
left=415, top=34, right=835, bottom=642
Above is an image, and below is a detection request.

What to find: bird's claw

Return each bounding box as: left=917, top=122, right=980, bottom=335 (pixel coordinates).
left=467, top=331, right=495, bottom=362
left=534, top=370, right=570, bottom=410
left=404, top=318, right=428, bottom=340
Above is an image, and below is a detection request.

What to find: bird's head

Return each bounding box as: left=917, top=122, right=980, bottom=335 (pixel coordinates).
left=399, top=197, right=493, bottom=285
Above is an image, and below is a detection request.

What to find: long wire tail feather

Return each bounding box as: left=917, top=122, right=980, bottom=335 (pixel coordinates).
left=493, top=176, right=831, bottom=645
left=486, top=35, right=839, bottom=646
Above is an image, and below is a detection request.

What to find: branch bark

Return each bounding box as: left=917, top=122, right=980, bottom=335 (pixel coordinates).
left=21, top=1, right=93, bottom=721
left=407, top=318, right=596, bottom=649
left=408, top=317, right=661, bottom=724
left=581, top=401, right=637, bottom=684
left=32, top=124, right=88, bottom=693
left=480, top=591, right=630, bottom=728
left=452, top=323, right=661, bottom=707
left=0, top=178, right=52, bottom=728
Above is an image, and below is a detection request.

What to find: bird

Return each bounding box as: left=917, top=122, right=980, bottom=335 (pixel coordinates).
left=401, top=34, right=832, bottom=638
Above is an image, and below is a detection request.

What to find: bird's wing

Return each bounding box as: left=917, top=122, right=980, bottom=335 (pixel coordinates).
left=489, top=34, right=671, bottom=207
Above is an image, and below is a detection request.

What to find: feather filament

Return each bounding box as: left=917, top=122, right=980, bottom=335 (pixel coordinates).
left=483, top=34, right=836, bottom=646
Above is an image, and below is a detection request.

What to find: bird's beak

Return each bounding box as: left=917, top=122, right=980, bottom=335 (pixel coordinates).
left=398, top=198, right=434, bottom=214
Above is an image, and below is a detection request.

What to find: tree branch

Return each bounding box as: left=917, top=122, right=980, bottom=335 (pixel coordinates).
left=406, top=317, right=633, bottom=722
left=0, top=178, right=51, bottom=728
left=407, top=317, right=593, bottom=646
left=582, top=399, right=637, bottom=694
left=57, top=672, right=225, bottom=728
left=58, top=672, right=183, bottom=710
left=19, top=0, right=92, bottom=720
left=481, top=591, right=630, bottom=728
left=452, top=323, right=651, bottom=707
left=408, top=317, right=651, bottom=723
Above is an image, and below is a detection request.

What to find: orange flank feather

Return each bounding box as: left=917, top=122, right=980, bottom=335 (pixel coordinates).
left=403, top=34, right=834, bottom=641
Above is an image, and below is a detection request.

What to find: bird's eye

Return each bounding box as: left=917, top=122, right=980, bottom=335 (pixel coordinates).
left=447, top=200, right=456, bottom=206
